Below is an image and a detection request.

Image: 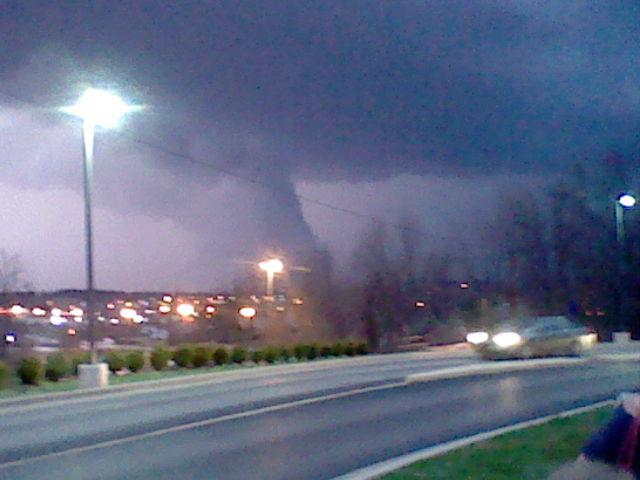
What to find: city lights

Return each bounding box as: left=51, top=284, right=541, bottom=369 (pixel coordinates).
left=119, top=307, right=137, bottom=320
left=10, top=304, right=25, bottom=316
left=176, top=303, right=196, bottom=317
left=238, top=306, right=257, bottom=319
left=415, top=301, right=426, bottom=308
left=31, top=307, right=47, bottom=317
left=205, top=305, right=217, bottom=314
left=158, top=304, right=172, bottom=314
left=162, top=295, right=173, bottom=303
left=4, top=333, right=16, bottom=344
left=69, top=307, right=84, bottom=317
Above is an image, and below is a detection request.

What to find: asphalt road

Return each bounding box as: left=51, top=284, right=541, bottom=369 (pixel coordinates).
left=0, top=354, right=637, bottom=479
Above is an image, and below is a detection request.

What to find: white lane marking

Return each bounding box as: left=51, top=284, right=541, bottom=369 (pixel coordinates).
left=332, top=399, right=617, bottom=480
left=0, top=381, right=407, bottom=470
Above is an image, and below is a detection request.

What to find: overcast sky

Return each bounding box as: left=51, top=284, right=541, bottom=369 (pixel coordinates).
left=1, top=1, right=639, bottom=290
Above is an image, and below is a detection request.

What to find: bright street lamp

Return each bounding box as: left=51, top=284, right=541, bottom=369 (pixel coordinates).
left=62, top=89, right=140, bottom=370
left=258, top=258, right=284, bottom=296
left=618, top=194, right=637, bottom=209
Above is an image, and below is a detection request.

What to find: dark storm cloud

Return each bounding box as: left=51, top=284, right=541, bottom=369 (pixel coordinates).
left=2, top=0, right=639, bottom=182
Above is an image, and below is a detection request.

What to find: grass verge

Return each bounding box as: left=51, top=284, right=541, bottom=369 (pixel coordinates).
left=382, top=407, right=613, bottom=480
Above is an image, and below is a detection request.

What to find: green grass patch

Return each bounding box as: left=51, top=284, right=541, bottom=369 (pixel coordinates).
left=383, top=407, right=613, bottom=480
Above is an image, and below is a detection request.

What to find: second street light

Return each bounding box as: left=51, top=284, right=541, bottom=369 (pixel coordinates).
left=258, top=258, right=284, bottom=297
left=62, top=88, right=140, bottom=388
left=614, top=193, right=636, bottom=334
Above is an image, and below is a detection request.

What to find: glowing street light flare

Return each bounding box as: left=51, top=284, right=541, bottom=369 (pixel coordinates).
left=74, top=316, right=83, bottom=323
left=205, top=305, right=217, bottom=314
left=51, top=308, right=63, bottom=317
left=69, top=307, right=84, bottom=317
left=106, top=303, right=116, bottom=310
left=259, top=258, right=284, bottom=273
left=4, top=333, right=16, bottom=344
left=162, top=295, right=173, bottom=303
left=176, top=303, right=196, bottom=317
left=415, top=301, right=426, bottom=308
left=109, top=318, right=120, bottom=325
left=31, top=307, right=47, bottom=317
left=238, top=306, right=257, bottom=319
left=67, top=328, right=77, bottom=336
left=61, top=88, right=141, bottom=129
left=618, top=194, right=637, bottom=208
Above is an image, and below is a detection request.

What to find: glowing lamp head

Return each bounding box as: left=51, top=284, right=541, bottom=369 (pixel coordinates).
left=4, top=333, right=16, bottom=344
left=32, top=307, right=47, bottom=317
left=618, top=194, right=636, bottom=208
left=259, top=258, right=284, bottom=274
left=238, top=306, right=257, bottom=319
left=176, top=303, right=196, bottom=317
left=162, top=295, right=173, bottom=303
left=62, top=88, right=140, bottom=129
left=205, top=305, right=217, bottom=314
left=69, top=307, right=83, bottom=317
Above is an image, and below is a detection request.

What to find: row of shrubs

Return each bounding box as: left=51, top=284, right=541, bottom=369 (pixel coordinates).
left=0, top=341, right=368, bottom=387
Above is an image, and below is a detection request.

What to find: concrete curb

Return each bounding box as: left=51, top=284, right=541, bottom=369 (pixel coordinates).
left=405, top=357, right=587, bottom=384
left=0, top=350, right=453, bottom=409
left=332, top=399, right=617, bottom=480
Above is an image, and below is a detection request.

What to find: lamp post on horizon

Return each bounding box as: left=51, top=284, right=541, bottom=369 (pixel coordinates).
left=258, top=258, right=284, bottom=297
left=62, top=88, right=140, bottom=386
left=614, top=193, right=636, bottom=334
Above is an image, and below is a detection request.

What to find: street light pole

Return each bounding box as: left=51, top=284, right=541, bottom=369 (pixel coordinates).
left=614, top=194, right=636, bottom=333
left=62, top=88, right=140, bottom=387
left=265, top=270, right=275, bottom=297
left=82, top=120, right=97, bottom=363
left=258, top=258, right=284, bottom=297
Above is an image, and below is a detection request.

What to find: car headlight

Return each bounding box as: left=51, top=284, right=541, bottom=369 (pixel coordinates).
left=492, top=332, right=522, bottom=348
left=466, top=331, right=489, bottom=345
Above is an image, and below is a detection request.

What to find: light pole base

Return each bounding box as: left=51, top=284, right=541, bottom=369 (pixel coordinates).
left=78, top=363, right=109, bottom=389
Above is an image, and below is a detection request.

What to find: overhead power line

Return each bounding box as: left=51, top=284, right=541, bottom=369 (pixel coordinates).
left=0, top=90, right=422, bottom=233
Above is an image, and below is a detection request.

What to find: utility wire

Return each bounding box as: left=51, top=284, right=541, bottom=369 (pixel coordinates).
left=0, top=90, right=422, bottom=232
